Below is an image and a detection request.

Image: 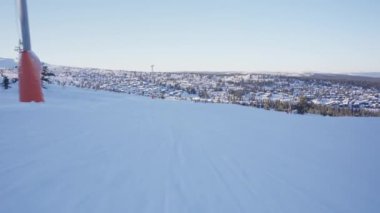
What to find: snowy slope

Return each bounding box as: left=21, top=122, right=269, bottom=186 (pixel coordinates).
left=0, top=86, right=380, bottom=213
left=0, top=58, right=17, bottom=69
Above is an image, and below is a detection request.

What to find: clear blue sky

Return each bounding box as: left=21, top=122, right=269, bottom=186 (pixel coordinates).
left=1, top=0, right=379, bottom=72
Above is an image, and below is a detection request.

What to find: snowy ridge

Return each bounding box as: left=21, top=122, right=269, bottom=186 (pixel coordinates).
left=0, top=58, right=17, bottom=69
left=1, top=86, right=380, bottom=213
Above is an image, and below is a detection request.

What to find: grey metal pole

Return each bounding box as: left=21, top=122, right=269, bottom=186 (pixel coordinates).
left=19, top=0, right=32, bottom=51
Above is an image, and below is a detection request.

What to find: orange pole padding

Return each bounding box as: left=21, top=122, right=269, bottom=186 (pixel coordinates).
left=18, top=51, right=44, bottom=102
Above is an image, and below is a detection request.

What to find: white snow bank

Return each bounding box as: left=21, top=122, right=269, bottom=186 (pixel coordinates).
left=1, top=86, right=380, bottom=213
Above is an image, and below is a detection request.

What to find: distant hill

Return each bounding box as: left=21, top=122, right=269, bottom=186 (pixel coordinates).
left=0, top=58, right=17, bottom=69
left=349, top=72, right=380, bottom=78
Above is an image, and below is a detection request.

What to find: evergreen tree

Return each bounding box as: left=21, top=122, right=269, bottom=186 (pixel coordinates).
left=295, top=96, right=310, bottom=114
left=1, top=75, right=10, bottom=90
left=41, top=64, right=55, bottom=88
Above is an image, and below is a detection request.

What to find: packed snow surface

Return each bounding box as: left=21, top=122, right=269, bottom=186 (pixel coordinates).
left=1, top=86, right=379, bottom=213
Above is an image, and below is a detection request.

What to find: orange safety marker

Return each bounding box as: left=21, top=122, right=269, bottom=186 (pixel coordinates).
left=19, top=51, right=44, bottom=102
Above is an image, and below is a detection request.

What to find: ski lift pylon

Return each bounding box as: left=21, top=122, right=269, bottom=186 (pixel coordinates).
left=17, top=0, right=44, bottom=102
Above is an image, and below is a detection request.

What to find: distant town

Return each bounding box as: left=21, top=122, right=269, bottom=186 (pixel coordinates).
left=1, top=65, right=380, bottom=117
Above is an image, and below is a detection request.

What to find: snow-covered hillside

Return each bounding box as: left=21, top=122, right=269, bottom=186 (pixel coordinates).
left=1, top=86, right=379, bottom=213
left=0, top=58, right=16, bottom=69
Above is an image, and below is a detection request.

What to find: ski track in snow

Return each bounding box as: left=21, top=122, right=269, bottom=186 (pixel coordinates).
left=0, top=86, right=380, bottom=213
